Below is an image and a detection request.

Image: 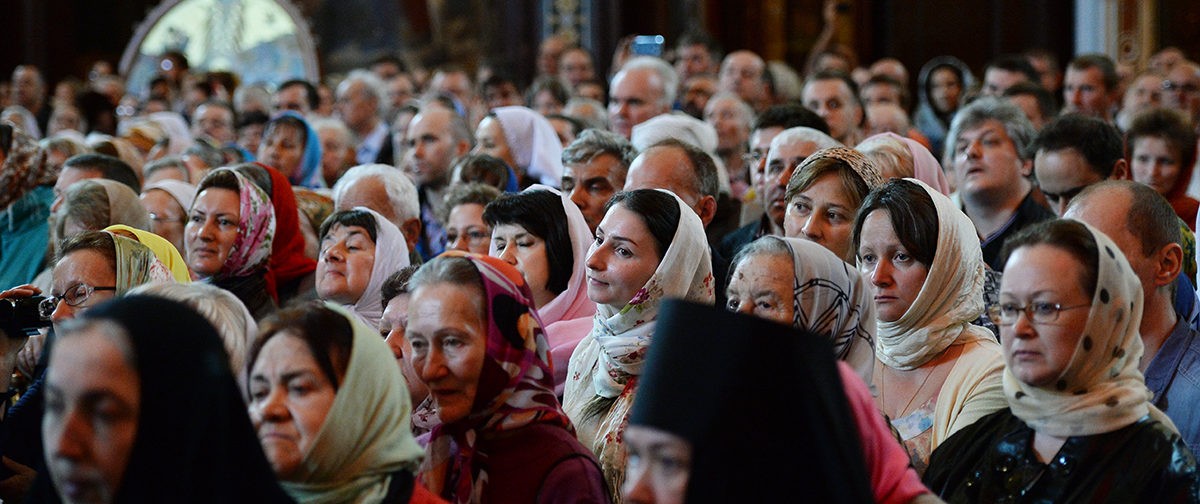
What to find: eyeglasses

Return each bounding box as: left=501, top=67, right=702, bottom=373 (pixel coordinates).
left=40, top=283, right=117, bottom=318
left=446, top=229, right=490, bottom=247
left=1162, top=80, right=1200, bottom=94
left=990, top=301, right=1090, bottom=326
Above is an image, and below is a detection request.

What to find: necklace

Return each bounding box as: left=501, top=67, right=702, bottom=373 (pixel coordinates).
left=880, top=363, right=938, bottom=418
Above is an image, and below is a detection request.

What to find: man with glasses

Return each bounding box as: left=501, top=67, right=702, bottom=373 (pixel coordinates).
left=1065, top=180, right=1200, bottom=454
left=1163, top=61, right=1200, bottom=130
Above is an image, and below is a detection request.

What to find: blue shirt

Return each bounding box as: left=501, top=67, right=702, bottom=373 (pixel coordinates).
left=1145, top=317, right=1200, bottom=455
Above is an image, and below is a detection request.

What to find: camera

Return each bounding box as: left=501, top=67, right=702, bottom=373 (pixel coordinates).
left=0, top=296, right=51, bottom=338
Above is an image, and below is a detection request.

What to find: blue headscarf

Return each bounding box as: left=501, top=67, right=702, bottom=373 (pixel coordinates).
left=269, top=111, right=325, bottom=189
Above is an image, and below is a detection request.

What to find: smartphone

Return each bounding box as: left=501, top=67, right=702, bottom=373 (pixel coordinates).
left=631, top=35, right=665, bottom=57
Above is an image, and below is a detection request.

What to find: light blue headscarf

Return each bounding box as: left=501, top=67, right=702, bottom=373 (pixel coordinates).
left=270, top=111, right=325, bottom=189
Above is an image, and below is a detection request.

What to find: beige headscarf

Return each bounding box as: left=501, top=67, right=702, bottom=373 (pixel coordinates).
left=60, top=179, right=152, bottom=234
left=280, top=303, right=425, bottom=503
left=873, top=178, right=992, bottom=370
left=1003, top=222, right=1167, bottom=437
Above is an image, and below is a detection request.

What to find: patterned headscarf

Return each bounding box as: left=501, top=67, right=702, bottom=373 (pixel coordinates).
left=105, top=224, right=191, bottom=283
left=768, top=236, right=876, bottom=383
left=796, top=146, right=886, bottom=191
left=491, top=106, right=564, bottom=187
left=206, top=168, right=276, bottom=279
left=1003, top=222, right=1163, bottom=437
left=420, top=252, right=573, bottom=504
left=872, top=178, right=994, bottom=370
left=0, top=123, right=54, bottom=210
left=109, top=232, right=176, bottom=294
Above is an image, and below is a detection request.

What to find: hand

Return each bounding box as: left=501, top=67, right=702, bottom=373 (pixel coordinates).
left=16, top=332, right=43, bottom=381
left=0, top=284, right=40, bottom=301
left=0, top=456, right=36, bottom=502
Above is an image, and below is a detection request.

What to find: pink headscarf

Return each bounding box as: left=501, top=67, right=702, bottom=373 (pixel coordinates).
left=876, top=132, right=951, bottom=195
left=492, top=106, right=564, bottom=187
left=212, top=169, right=276, bottom=279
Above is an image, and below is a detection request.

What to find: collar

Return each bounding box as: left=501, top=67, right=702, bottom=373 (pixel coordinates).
left=1144, top=317, right=1197, bottom=400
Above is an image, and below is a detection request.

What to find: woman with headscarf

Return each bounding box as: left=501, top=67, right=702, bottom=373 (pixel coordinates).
left=564, top=189, right=714, bottom=501
left=316, top=207, right=410, bottom=330
left=914, top=56, right=975, bottom=158
left=0, top=122, right=56, bottom=288
left=857, top=132, right=952, bottom=195
left=924, top=219, right=1200, bottom=501
left=56, top=178, right=151, bottom=240
left=184, top=167, right=277, bottom=320
left=852, top=178, right=1007, bottom=475
left=260, top=111, right=324, bottom=189
left=482, top=186, right=596, bottom=393
left=783, top=146, right=885, bottom=262
left=104, top=224, right=191, bottom=283
left=235, top=162, right=319, bottom=303
left=31, top=295, right=292, bottom=503
left=247, top=302, right=437, bottom=503
left=473, top=106, right=563, bottom=188
left=407, top=253, right=608, bottom=503
left=139, top=178, right=196, bottom=256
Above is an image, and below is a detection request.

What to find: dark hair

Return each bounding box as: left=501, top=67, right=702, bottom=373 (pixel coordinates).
left=924, top=63, right=964, bottom=101
left=63, top=153, right=140, bottom=193
left=1126, top=108, right=1198, bottom=174
left=236, top=110, right=270, bottom=129
left=0, top=123, right=12, bottom=157
left=526, top=76, right=570, bottom=109
left=381, top=264, right=421, bottom=307
left=232, top=163, right=273, bottom=195
left=196, top=167, right=241, bottom=194
left=851, top=179, right=939, bottom=267
left=482, top=73, right=520, bottom=95
left=1030, top=114, right=1123, bottom=177
left=752, top=104, right=830, bottom=135
left=251, top=302, right=354, bottom=390
left=279, top=79, right=319, bottom=111
left=1000, top=219, right=1099, bottom=296
left=604, top=189, right=681, bottom=260
left=546, top=114, right=586, bottom=137
left=675, top=30, right=723, bottom=59
left=263, top=114, right=309, bottom=149
left=986, top=54, right=1040, bottom=84
left=319, top=208, right=379, bottom=244
left=1002, top=81, right=1059, bottom=121
left=862, top=75, right=910, bottom=110
left=806, top=70, right=863, bottom=112
left=57, top=230, right=117, bottom=269
left=451, top=153, right=510, bottom=190
left=1069, top=53, right=1119, bottom=92
left=370, top=54, right=406, bottom=73
left=483, top=190, right=573, bottom=295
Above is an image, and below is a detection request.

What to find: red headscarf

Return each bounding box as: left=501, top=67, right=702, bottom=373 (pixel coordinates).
left=254, top=162, right=318, bottom=297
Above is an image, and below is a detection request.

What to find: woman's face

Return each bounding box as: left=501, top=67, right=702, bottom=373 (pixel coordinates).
left=381, top=294, right=430, bottom=405
left=930, top=67, right=962, bottom=113
left=1000, top=244, right=1092, bottom=388
left=248, top=332, right=338, bottom=480
left=185, top=187, right=241, bottom=278
left=783, top=173, right=858, bottom=261
left=446, top=203, right=490, bottom=255
left=49, top=250, right=118, bottom=332
left=43, top=325, right=140, bottom=504
left=586, top=204, right=663, bottom=309
left=258, top=124, right=305, bottom=179
left=622, top=425, right=692, bottom=504
left=857, top=210, right=929, bottom=322
left=1131, top=136, right=1182, bottom=197
left=725, top=253, right=795, bottom=325
left=316, top=224, right=377, bottom=305
left=472, top=117, right=517, bottom=170
left=140, top=189, right=187, bottom=254
left=406, top=282, right=488, bottom=425
left=489, top=223, right=554, bottom=309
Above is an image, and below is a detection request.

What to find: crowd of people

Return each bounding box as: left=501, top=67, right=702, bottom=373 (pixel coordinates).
left=2, top=3, right=1200, bottom=501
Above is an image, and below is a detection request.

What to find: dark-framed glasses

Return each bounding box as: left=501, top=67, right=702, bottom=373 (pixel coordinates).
left=990, top=301, right=1090, bottom=326
left=39, top=283, right=117, bottom=317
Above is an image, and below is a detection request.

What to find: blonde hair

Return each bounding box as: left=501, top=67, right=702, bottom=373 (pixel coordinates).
left=856, top=135, right=914, bottom=179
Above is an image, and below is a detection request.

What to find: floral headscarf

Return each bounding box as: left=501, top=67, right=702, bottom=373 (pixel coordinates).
left=205, top=168, right=276, bottom=279
left=420, top=252, right=573, bottom=503
left=109, top=231, right=176, bottom=294
left=0, top=123, right=54, bottom=210
left=105, top=224, right=191, bottom=283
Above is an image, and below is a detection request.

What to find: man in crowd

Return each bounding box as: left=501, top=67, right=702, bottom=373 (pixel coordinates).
left=1030, top=114, right=1126, bottom=215
left=561, top=129, right=638, bottom=232
left=719, top=50, right=771, bottom=113
left=337, top=70, right=393, bottom=165
left=1062, top=54, right=1120, bottom=122
left=802, top=70, right=863, bottom=146
left=332, top=164, right=423, bottom=263
left=981, top=54, right=1039, bottom=97
left=399, top=104, right=472, bottom=259
left=274, top=79, right=318, bottom=116
left=608, top=57, right=677, bottom=139
left=191, top=100, right=237, bottom=145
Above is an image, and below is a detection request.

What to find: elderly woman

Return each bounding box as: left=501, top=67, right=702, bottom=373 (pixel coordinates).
left=258, top=111, right=324, bottom=189
left=247, top=302, right=437, bottom=503
left=316, top=207, right=410, bottom=330
left=473, top=106, right=564, bottom=188
left=924, top=219, right=1200, bottom=501
left=483, top=187, right=596, bottom=391
left=443, top=182, right=501, bottom=255
left=57, top=178, right=151, bottom=239
left=564, top=189, right=714, bottom=500
left=139, top=179, right=196, bottom=255
left=33, top=295, right=291, bottom=503
left=131, top=282, right=256, bottom=386
left=852, top=178, right=1007, bottom=474
left=783, top=147, right=885, bottom=262
left=856, top=132, right=951, bottom=194
left=184, top=168, right=277, bottom=320
left=407, top=253, right=608, bottom=503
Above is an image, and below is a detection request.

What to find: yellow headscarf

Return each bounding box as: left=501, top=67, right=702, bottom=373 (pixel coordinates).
left=105, top=224, right=192, bottom=283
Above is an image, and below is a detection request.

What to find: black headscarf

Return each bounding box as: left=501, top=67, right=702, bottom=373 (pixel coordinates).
left=630, top=300, right=874, bottom=503
left=28, top=295, right=292, bottom=503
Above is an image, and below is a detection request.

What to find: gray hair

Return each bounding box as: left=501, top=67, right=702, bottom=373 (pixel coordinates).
left=339, top=69, right=388, bottom=117
left=309, top=117, right=354, bottom=147
left=770, top=127, right=842, bottom=152
left=144, top=156, right=190, bottom=182
left=563, top=97, right=608, bottom=130
left=332, top=163, right=420, bottom=226
left=562, top=128, right=639, bottom=169
left=704, top=92, right=755, bottom=129
left=616, top=56, right=680, bottom=108
left=233, top=84, right=272, bottom=114
left=409, top=255, right=484, bottom=302
left=129, top=282, right=256, bottom=380
left=645, top=138, right=721, bottom=199
left=59, top=179, right=150, bottom=234
left=944, top=96, right=1036, bottom=163
left=730, top=235, right=792, bottom=274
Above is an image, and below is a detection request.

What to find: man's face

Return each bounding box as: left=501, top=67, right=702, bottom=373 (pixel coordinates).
left=1033, top=148, right=1104, bottom=216
left=12, top=67, right=42, bottom=109
left=952, top=119, right=1029, bottom=201
left=608, top=68, right=668, bottom=139
left=1064, top=190, right=1158, bottom=302
left=680, top=76, right=717, bottom=119
left=625, top=147, right=706, bottom=220
left=336, top=82, right=378, bottom=132
left=483, top=82, right=522, bottom=110
left=192, top=104, right=235, bottom=144
left=803, top=79, right=860, bottom=143
left=1163, top=65, right=1200, bottom=122
left=719, top=52, right=766, bottom=105
left=274, top=85, right=311, bottom=115
left=675, top=44, right=715, bottom=81
left=861, top=83, right=902, bottom=107
left=748, top=126, right=783, bottom=193
left=52, top=166, right=100, bottom=212
left=559, top=49, right=595, bottom=87
left=762, top=138, right=823, bottom=229
left=1006, top=94, right=1047, bottom=130
left=1123, top=74, right=1163, bottom=113
left=402, top=108, right=463, bottom=186
left=982, top=68, right=1028, bottom=96
left=387, top=76, right=415, bottom=111
left=704, top=97, right=750, bottom=152
left=562, top=154, right=627, bottom=232
left=432, top=72, right=473, bottom=109
left=1063, top=66, right=1113, bottom=119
